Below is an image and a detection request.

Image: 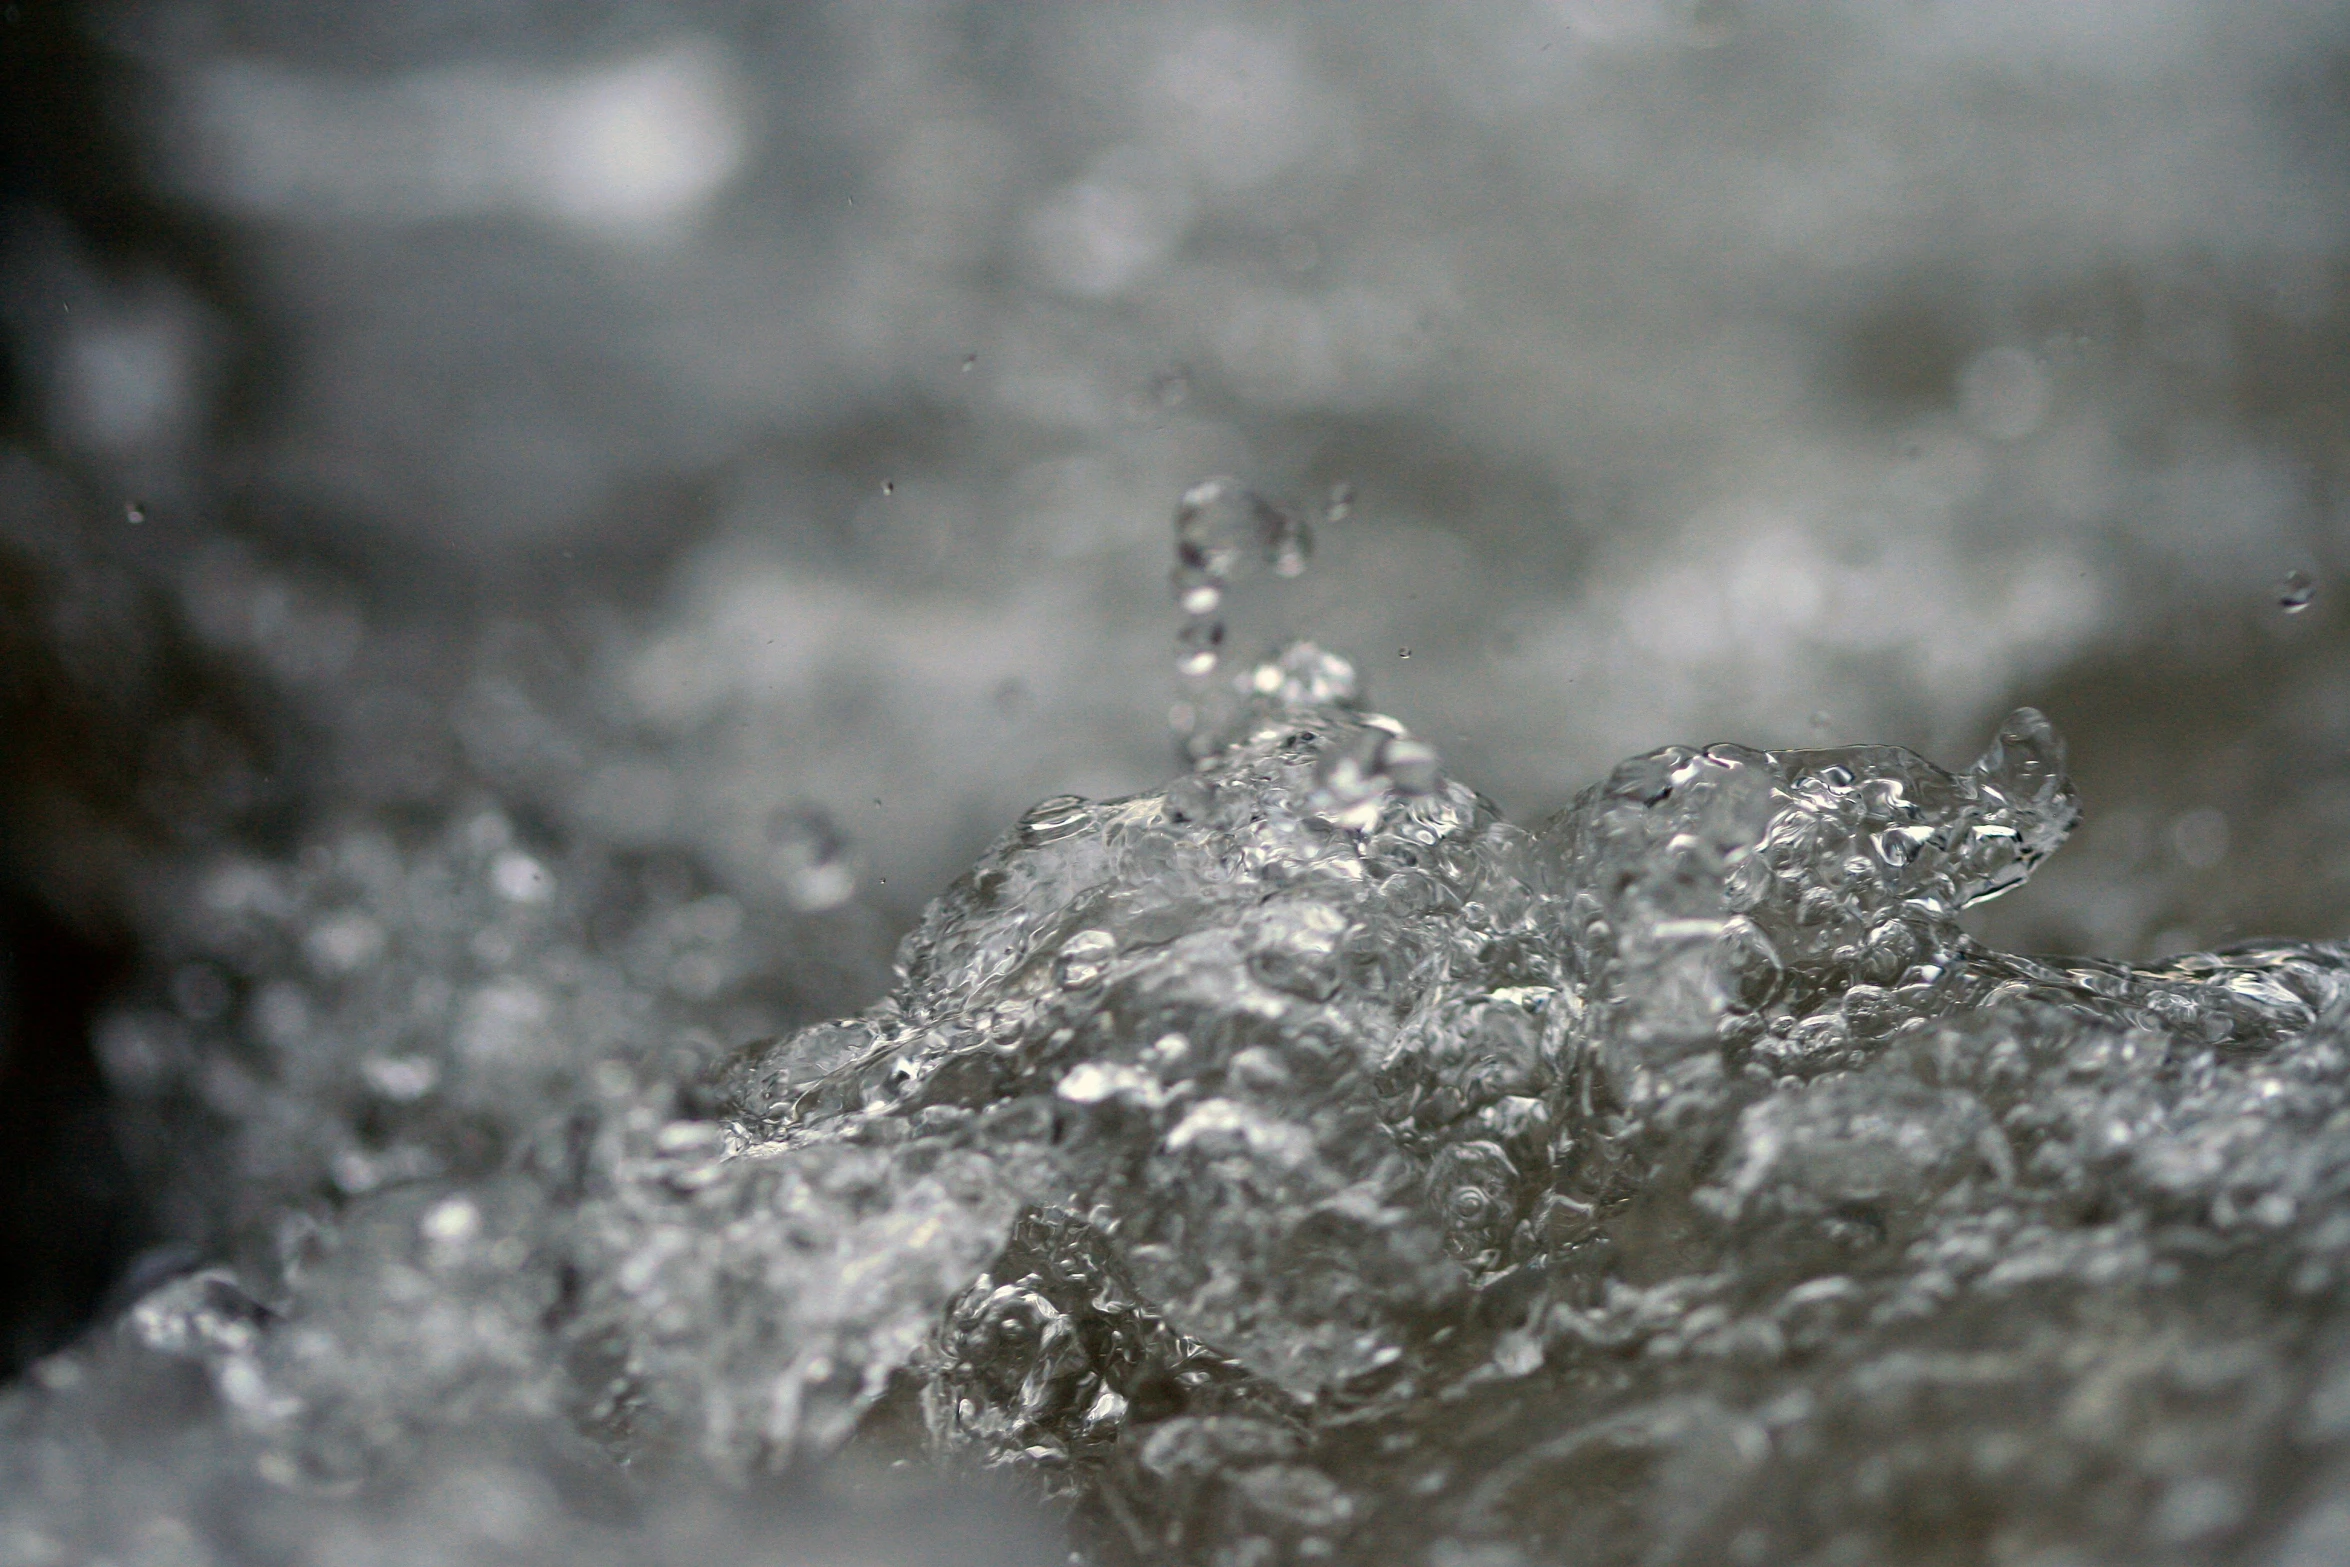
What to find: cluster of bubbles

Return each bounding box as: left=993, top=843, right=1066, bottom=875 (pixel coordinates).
left=11, top=483, right=2350, bottom=1567
left=694, top=662, right=2350, bottom=1566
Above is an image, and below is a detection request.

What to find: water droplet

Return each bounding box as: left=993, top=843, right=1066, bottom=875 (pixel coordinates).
left=1269, top=505, right=1312, bottom=578
left=769, top=807, right=858, bottom=912
left=1324, top=482, right=1354, bottom=525
left=1178, top=583, right=1223, bottom=617
left=490, top=850, right=553, bottom=903
left=420, top=1196, right=481, bottom=1245
left=881, top=481, right=896, bottom=496
left=125, top=501, right=146, bottom=525
left=2279, top=570, right=2315, bottom=614
left=961, top=353, right=978, bottom=372
left=1397, top=647, right=1412, bottom=660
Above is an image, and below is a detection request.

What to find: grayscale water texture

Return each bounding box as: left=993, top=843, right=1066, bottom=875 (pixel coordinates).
left=7, top=4, right=2350, bottom=1566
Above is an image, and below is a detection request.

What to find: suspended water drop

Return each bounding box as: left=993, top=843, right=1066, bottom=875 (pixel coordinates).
left=1269, top=504, right=1311, bottom=578
left=1177, top=582, right=1222, bottom=617
left=881, top=481, right=896, bottom=496
left=2279, top=569, right=2315, bottom=614
left=1397, top=647, right=1412, bottom=660
left=1324, top=482, right=1354, bottom=525
left=1174, top=478, right=1264, bottom=578
left=125, top=501, right=146, bottom=525
left=768, top=806, right=858, bottom=912
left=960, top=353, right=977, bottom=372
left=1177, top=617, right=1225, bottom=676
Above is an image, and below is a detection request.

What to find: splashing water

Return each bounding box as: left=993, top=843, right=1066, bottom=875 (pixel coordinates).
left=15, top=481, right=2350, bottom=1566
left=1170, top=477, right=1324, bottom=758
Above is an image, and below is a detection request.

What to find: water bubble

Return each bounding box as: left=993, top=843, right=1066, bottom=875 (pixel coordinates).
left=126, top=501, right=146, bottom=524
left=1324, top=482, right=1354, bottom=525
left=1397, top=647, right=1412, bottom=659
left=2280, top=570, right=2315, bottom=613
left=881, top=480, right=895, bottom=496
left=1016, top=793, right=1091, bottom=847
left=768, top=806, right=858, bottom=911
left=1054, top=929, right=1117, bottom=989
left=960, top=353, right=977, bottom=372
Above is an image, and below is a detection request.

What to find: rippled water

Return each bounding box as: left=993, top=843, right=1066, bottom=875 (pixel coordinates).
left=13, top=482, right=2350, bottom=1567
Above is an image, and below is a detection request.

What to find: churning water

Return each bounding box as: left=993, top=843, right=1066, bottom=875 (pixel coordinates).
left=14, top=482, right=2350, bottom=1567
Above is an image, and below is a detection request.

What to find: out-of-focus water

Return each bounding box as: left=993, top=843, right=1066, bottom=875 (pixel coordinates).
left=4, top=3, right=2350, bottom=1563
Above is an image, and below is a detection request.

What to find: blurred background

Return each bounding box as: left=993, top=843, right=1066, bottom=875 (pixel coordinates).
left=4, top=0, right=2350, bottom=1376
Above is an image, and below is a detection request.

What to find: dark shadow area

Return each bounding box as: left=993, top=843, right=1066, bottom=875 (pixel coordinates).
left=0, top=883, right=142, bottom=1376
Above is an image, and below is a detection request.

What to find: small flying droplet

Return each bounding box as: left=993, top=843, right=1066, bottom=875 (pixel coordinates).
left=960, top=353, right=977, bottom=372
left=1397, top=647, right=1412, bottom=660
left=881, top=481, right=895, bottom=496
left=2279, top=570, right=2315, bottom=614
left=125, top=502, right=145, bottom=525
left=768, top=806, right=858, bottom=912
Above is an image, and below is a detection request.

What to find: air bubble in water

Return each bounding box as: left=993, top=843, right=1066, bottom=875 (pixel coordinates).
left=2280, top=569, right=2315, bottom=613
left=1054, top=929, right=1117, bottom=989
left=1016, top=793, right=1091, bottom=846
